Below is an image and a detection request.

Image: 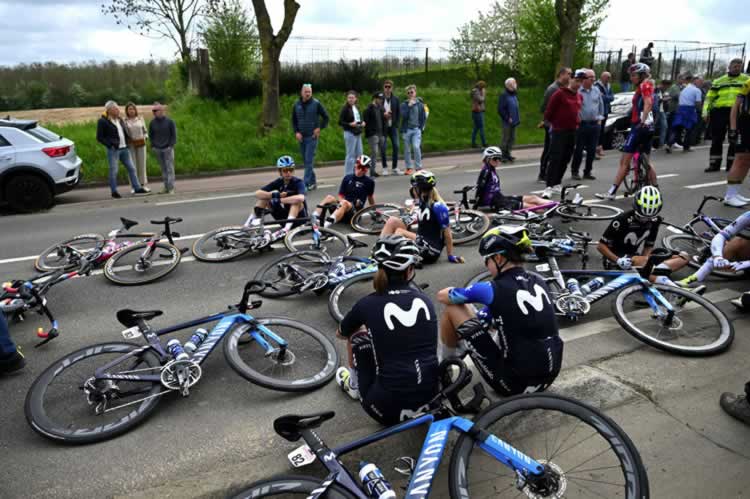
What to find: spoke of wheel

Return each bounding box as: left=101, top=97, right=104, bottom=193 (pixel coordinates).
left=565, top=464, right=624, bottom=475
left=565, top=475, right=625, bottom=487
left=547, top=417, right=585, bottom=462
left=549, top=426, right=601, bottom=462
left=561, top=445, right=619, bottom=475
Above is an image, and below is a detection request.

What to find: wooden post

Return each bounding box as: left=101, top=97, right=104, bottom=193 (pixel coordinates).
left=671, top=46, right=678, bottom=80
left=606, top=51, right=612, bottom=73
left=189, top=48, right=211, bottom=97
left=706, top=47, right=712, bottom=78
left=616, top=48, right=622, bottom=80
left=591, top=37, right=597, bottom=68
left=656, top=52, right=662, bottom=79
left=425, top=47, right=429, bottom=74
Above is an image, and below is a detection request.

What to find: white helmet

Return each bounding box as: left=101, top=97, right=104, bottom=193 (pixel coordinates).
left=371, top=235, right=422, bottom=272
left=634, top=186, right=662, bottom=217
left=482, top=146, right=503, bottom=161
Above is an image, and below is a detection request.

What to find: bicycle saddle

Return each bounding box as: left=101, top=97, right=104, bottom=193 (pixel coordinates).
left=274, top=411, right=335, bottom=442
left=120, top=217, right=139, bottom=230
left=116, top=308, right=164, bottom=328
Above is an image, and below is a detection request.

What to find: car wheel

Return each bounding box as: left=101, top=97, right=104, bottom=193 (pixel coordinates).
left=5, top=174, right=54, bottom=213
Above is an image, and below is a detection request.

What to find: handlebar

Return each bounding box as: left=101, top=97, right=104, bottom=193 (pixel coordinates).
left=237, top=280, right=267, bottom=313
left=150, top=217, right=183, bottom=225
left=453, top=185, right=475, bottom=195
left=431, top=359, right=488, bottom=414
left=696, top=195, right=721, bottom=215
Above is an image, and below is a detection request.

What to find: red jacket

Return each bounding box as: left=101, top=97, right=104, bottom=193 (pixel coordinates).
left=544, top=87, right=582, bottom=131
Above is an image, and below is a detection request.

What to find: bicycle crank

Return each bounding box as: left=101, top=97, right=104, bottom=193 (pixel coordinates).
left=160, top=359, right=202, bottom=396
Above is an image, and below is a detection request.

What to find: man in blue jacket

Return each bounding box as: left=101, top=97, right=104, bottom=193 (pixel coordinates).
left=498, top=78, right=521, bottom=162
left=292, top=83, right=330, bottom=190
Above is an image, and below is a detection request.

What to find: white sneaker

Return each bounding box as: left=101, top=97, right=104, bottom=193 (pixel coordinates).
left=382, top=169, right=390, bottom=176
left=735, top=194, right=750, bottom=203
left=335, top=367, right=359, bottom=400
left=552, top=184, right=562, bottom=194
left=724, top=195, right=749, bottom=208
left=541, top=188, right=552, bottom=199
left=595, top=192, right=616, bottom=201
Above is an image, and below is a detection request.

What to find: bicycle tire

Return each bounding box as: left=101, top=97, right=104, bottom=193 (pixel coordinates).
left=464, top=270, right=492, bottom=288
left=662, top=233, right=742, bottom=279
left=25, top=342, right=163, bottom=444
left=253, top=250, right=331, bottom=298
left=449, top=393, right=649, bottom=499
left=350, top=203, right=404, bottom=234
left=192, top=226, right=258, bottom=262
left=284, top=226, right=351, bottom=258
left=328, top=273, right=422, bottom=322
left=451, top=209, right=490, bottom=245
left=104, top=241, right=181, bottom=285
left=555, top=202, right=622, bottom=221
left=231, top=475, right=358, bottom=499
left=613, top=283, right=733, bottom=356
left=35, top=234, right=104, bottom=271
left=224, top=317, right=338, bottom=392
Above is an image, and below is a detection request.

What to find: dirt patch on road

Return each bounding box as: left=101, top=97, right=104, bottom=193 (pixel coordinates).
left=4, top=105, right=154, bottom=125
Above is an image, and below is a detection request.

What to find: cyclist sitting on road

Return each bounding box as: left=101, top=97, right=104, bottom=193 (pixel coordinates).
left=596, top=63, right=658, bottom=201
left=678, top=210, right=750, bottom=286
left=436, top=226, right=563, bottom=396
left=335, top=235, right=440, bottom=425
left=598, top=186, right=700, bottom=291
left=380, top=170, right=465, bottom=265
left=473, top=146, right=548, bottom=212
left=316, top=155, right=375, bottom=228
left=244, top=156, right=308, bottom=243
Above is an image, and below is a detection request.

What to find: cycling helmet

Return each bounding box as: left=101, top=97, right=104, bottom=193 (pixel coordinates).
left=634, top=186, right=662, bottom=217
left=276, top=155, right=295, bottom=169
left=410, top=170, right=437, bottom=189
left=629, top=63, right=650, bottom=76
left=482, top=146, right=503, bottom=162
left=356, top=155, right=372, bottom=168
left=371, top=235, right=422, bottom=272
left=478, top=225, right=533, bottom=260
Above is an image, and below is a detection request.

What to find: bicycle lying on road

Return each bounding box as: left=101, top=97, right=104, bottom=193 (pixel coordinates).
left=231, top=359, right=649, bottom=499
left=25, top=280, right=339, bottom=444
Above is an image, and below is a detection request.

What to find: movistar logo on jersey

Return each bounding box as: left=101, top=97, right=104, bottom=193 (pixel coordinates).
left=516, top=284, right=551, bottom=315
left=623, top=231, right=649, bottom=247
left=417, top=206, right=431, bottom=221
left=384, top=298, right=431, bottom=330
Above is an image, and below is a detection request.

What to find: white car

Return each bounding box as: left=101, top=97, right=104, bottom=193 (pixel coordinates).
left=0, top=118, right=82, bottom=212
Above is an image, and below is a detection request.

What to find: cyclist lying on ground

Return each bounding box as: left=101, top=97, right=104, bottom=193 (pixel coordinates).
left=598, top=186, right=701, bottom=291
left=316, top=155, right=375, bottom=227
left=473, top=146, right=548, bottom=211
left=380, top=170, right=465, bottom=264
left=678, top=210, right=750, bottom=286
left=436, top=226, right=563, bottom=396
left=244, top=156, right=308, bottom=243
left=335, top=236, right=439, bottom=425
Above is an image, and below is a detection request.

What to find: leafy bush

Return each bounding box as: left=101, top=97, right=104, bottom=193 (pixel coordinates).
left=202, top=0, right=260, bottom=82
left=279, top=59, right=381, bottom=97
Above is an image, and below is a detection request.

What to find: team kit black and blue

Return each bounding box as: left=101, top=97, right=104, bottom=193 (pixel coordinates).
left=415, top=199, right=450, bottom=263
left=338, top=174, right=375, bottom=217
left=261, top=176, right=308, bottom=220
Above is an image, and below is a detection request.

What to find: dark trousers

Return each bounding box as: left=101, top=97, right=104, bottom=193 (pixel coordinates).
left=0, top=312, right=15, bottom=355
left=546, top=129, right=576, bottom=187
left=471, top=111, right=487, bottom=147
left=668, top=125, right=689, bottom=148
left=381, top=126, right=400, bottom=171
left=539, top=125, right=552, bottom=179
left=709, top=107, right=735, bottom=170
left=571, top=122, right=600, bottom=176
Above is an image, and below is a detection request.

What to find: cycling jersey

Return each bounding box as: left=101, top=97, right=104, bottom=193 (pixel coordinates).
left=712, top=211, right=750, bottom=257
left=474, top=164, right=523, bottom=211
left=631, top=80, right=655, bottom=126
left=415, top=200, right=449, bottom=258
left=448, top=267, right=562, bottom=393
left=261, top=176, right=308, bottom=220
left=600, top=210, right=660, bottom=257
left=338, top=174, right=374, bottom=210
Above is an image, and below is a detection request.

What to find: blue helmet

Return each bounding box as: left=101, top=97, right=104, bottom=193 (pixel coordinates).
left=276, top=155, right=295, bottom=169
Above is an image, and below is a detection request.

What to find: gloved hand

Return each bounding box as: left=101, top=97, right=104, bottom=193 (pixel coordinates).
left=728, top=129, right=738, bottom=145
left=730, top=260, right=750, bottom=272
left=616, top=256, right=632, bottom=270
left=712, top=256, right=732, bottom=269
left=448, top=255, right=465, bottom=264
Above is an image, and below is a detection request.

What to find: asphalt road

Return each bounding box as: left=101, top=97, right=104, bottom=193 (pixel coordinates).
left=1, top=145, right=750, bottom=499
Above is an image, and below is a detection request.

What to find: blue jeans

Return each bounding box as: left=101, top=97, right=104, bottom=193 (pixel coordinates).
left=656, top=112, right=668, bottom=147
left=343, top=131, right=363, bottom=176
left=403, top=128, right=422, bottom=170
left=0, top=312, right=15, bottom=355
left=471, top=111, right=487, bottom=146
left=107, top=147, right=142, bottom=193
left=621, top=82, right=631, bottom=92
left=382, top=126, right=400, bottom=170
left=299, top=136, right=318, bottom=187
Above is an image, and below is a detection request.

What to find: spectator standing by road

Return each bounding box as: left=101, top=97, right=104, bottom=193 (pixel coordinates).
left=148, top=102, right=177, bottom=194
left=620, top=53, right=636, bottom=91
left=381, top=80, right=401, bottom=175
left=498, top=78, right=521, bottom=162
left=339, top=90, right=365, bottom=176
left=703, top=58, right=750, bottom=172
left=96, top=100, right=148, bottom=199
left=400, top=84, right=426, bottom=175
left=656, top=80, right=672, bottom=148
left=571, top=69, right=603, bottom=180
left=595, top=71, right=614, bottom=158
left=542, top=70, right=584, bottom=199
left=470, top=80, right=488, bottom=148
left=666, top=75, right=702, bottom=153
left=364, top=93, right=386, bottom=177
left=538, top=67, right=571, bottom=182
left=123, top=103, right=150, bottom=193
left=292, top=83, right=330, bottom=190
left=639, top=43, right=656, bottom=66
left=664, top=76, right=684, bottom=146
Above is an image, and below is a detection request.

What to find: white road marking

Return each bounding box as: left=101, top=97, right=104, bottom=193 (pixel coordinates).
left=656, top=173, right=679, bottom=179
left=156, top=192, right=255, bottom=206
left=531, top=186, right=589, bottom=195
left=466, top=162, right=538, bottom=173
left=685, top=181, right=725, bottom=190
left=0, top=255, right=38, bottom=265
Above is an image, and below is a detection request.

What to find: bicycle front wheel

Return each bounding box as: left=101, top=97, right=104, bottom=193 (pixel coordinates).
left=662, top=233, right=740, bottom=279
left=555, top=202, right=622, bottom=221
left=253, top=250, right=330, bottom=298
left=192, top=226, right=256, bottom=262
left=449, top=393, right=649, bottom=499
left=350, top=203, right=403, bottom=234
left=232, top=475, right=358, bottom=499
left=224, top=317, right=338, bottom=392
left=25, top=342, right=163, bottom=444
left=104, top=241, right=181, bottom=285
left=613, top=283, right=733, bottom=356
left=284, top=226, right=351, bottom=257
left=35, top=234, right=104, bottom=271
left=451, top=209, right=490, bottom=245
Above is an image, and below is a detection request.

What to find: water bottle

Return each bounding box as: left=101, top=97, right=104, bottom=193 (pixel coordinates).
left=359, top=462, right=396, bottom=499
left=167, top=339, right=189, bottom=361
left=580, top=277, right=605, bottom=296
left=566, top=278, right=583, bottom=296
left=355, top=262, right=368, bottom=271
left=184, top=328, right=209, bottom=353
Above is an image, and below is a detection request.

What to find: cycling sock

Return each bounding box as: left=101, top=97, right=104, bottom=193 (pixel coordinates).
left=654, top=275, right=676, bottom=287
left=438, top=341, right=457, bottom=361
left=726, top=183, right=740, bottom=198
left=254, top=206, right=265, bottom=218
left=607, top=184, right=617, bottom=195
left=348, top=369, right=358, bottom=390
left=695, top=260, right=714, bottom=282
left=283, top=222, right=293, bottom=232
left=324, top=216, right=335, bottom=228
left=244, top=214, right=256, bottom=226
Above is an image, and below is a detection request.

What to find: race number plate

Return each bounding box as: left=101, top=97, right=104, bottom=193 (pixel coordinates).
left=535, top=263, right=550, bottom=272
left=121, top=327, right=142, bottom=340
left=287, top=444, right=316, bottom=468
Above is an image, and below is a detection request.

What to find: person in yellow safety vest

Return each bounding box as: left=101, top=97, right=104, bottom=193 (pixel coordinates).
left=703, top=58, right=750, bottom=172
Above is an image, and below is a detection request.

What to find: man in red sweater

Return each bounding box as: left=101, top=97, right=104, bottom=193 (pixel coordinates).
left=542, top=70, right=585, bottom=199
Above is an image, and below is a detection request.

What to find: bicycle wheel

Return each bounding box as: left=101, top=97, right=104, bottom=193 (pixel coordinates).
left=35, top=234, right=104, bottom=271
left=350, top=203, right=403, bottom=234
left=613, top=283, right=733, bottom=356
left=284, top=226, right=351, bottom=257
left=328, top=273, right=420, bottom=322
left=224, top=317, right=338, bottom=392
left=451, top=209, right=490, bottom=245
left=104, top=241, right=181, bottom=285
left=231, top=475, right=358, bottom=499
left=465, top=270, right=492, bottom=288
left=253, top=250, right=330, bottom=298
left=192, top=226, right=259, bottom=262
left=662, top=233, right=740, bottom=279
left=449, top=393, right=649, bottom=499
left=25, top=342, right=163, bottom=444
left=555, top=202, right=622, bottom=221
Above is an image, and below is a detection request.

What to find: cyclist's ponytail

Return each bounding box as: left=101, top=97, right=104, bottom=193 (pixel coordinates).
left=373, top=268, right=389, bottom=294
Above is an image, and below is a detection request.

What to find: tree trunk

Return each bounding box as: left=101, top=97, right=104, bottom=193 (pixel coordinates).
left=559, top=28, right=578, bottom=68
left=555, top=0, right=584, bottom=71
left=260, top=46, right=281, bottom=130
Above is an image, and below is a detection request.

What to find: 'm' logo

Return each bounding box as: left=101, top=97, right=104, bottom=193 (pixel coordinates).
left=623, top=231, right=648, bottom=247
left=384, top=298, right=430, bottom=330
left=516, top=284, right=550, bottom=315
left=417, top=206, right=431, bottom=222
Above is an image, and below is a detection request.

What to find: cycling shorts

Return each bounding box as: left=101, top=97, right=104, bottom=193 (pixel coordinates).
left=481, top=193, right=523, bottom=212
left=622, top=126, right=654, bottom=155
left=736, top=115, right=750, bottom=154
left=416, top=236, right=442, bottom=264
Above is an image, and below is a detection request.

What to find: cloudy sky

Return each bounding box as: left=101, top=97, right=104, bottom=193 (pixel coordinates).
left=0, top=0, right=747, bottom=66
